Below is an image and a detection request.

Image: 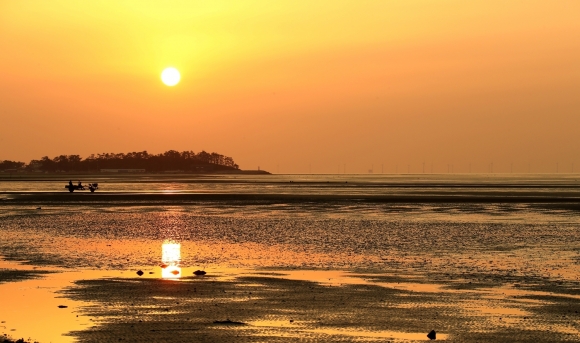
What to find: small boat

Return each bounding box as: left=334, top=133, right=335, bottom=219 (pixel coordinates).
left=65, top=183, right=99, bottom=192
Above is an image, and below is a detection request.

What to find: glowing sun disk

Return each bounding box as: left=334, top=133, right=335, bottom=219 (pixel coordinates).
left=161, top=67, right=180, bottom=86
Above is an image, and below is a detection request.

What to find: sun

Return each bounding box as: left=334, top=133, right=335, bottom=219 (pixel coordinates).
left=161, top=67, right=180, bottom=86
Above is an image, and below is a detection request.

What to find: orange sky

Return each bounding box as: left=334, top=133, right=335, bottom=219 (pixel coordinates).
left=1, top=1, right=579, bottom=173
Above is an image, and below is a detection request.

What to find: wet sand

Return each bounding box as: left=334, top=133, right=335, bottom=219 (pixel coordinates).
left=2, top=262, right=580, bottom=342
left=63, top=271, right=580, bottom=342
left=3, top=192, right=580, bottom=206
left=1, top=175, right=580, bottom=342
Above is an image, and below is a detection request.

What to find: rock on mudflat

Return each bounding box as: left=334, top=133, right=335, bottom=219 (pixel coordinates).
left=194, top=270, right=206, bottom=276
left=213, top=319, right=245, bottom=325
left=427, top=330, right=436, bottom=340
left=136, top=270, right=144, bottom=276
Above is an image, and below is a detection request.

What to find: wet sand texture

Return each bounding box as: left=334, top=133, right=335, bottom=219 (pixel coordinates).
left=3, top=191, right=580, bottom=205
left=0, top=269, right=52, bottom=283
left=61, top=273, right=580, bottom=343
left=2, top=175, right=580, bottom=342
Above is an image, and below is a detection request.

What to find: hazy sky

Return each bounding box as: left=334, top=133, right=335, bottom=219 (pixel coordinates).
left=1, top=1, right=579, bottom=173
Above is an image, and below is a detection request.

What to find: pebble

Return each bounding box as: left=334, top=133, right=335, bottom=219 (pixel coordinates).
left=427, top=330, right=436, bottom=340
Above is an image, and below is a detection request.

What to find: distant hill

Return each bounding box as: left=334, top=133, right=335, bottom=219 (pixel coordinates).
left=1, top=150, right=269, bottom=174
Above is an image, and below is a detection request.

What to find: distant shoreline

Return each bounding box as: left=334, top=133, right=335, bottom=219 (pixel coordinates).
left=0, top=170, right=271, bottom=180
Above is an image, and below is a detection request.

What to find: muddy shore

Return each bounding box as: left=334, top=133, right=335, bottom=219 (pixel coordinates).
left=2, top=264, right=580, bottom=342
left=2, top=175, right=580, bottom=342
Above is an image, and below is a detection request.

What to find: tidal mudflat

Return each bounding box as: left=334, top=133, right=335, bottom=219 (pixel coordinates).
left=1, top=175, right=580, bottom=342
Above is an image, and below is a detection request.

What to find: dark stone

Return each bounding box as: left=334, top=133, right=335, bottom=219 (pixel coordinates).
left=427, top=330, right=436, bottom=340
left=213, top=319, right=245, bottom=325
left=194, top=270, right=207, bottom=276
left=136, top=270, right=144, bottom=276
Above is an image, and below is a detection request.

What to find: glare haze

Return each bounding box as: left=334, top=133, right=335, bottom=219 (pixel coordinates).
left=1, top=1, right=579, bottom=173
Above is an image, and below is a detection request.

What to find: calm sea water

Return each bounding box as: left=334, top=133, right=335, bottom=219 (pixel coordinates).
left=1, top=173, right=580, bottom=194
left=1, top=174, right=580, bottom=281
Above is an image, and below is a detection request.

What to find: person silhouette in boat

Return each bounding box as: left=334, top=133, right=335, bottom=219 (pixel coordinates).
left=69, top=180, right=73, bottom=188
left=77, top=181, right=83, bottom=189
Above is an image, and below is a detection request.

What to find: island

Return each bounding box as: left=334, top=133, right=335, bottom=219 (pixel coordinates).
left=0, top=150, right=270, bottom=175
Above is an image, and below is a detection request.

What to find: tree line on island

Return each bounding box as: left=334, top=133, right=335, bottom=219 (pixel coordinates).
left=0, top=150, right=240, bottom=173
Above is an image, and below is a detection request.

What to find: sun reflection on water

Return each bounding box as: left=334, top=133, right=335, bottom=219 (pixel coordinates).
left=161, top=241, right=181, bottom=279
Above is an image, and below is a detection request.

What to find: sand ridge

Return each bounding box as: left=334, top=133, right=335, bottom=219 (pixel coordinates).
left=55, top=268, right=580, bottom=342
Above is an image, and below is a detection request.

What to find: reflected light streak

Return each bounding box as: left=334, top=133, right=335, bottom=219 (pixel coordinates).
left=161, top=241, right=181, bottom=279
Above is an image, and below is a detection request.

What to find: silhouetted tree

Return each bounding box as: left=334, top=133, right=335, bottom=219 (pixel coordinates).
left=0, top=160, right=25, bottom=170
left=23, top=150, right=239, bottom=172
